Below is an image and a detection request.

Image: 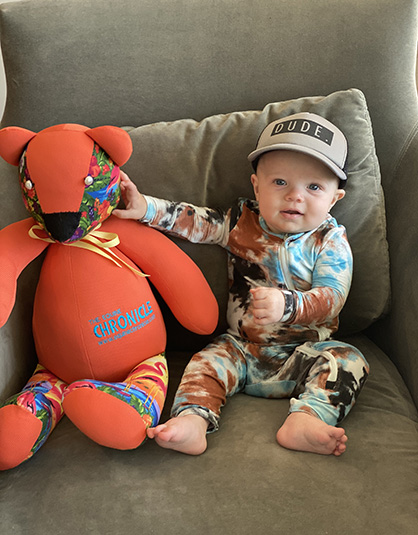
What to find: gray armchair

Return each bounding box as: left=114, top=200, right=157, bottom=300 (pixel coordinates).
left=0, top=1, right=417, bottom=534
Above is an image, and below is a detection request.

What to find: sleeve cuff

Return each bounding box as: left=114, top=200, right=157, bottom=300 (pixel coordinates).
left=140, top=195, right=157, bottom=223
left=280, top=289, right=297, bottom=323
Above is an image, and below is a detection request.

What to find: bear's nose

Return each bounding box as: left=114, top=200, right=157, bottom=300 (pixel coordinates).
left=42, top=212, right=81, bottom=242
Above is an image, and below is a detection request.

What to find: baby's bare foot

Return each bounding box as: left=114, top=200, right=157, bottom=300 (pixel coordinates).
left=276, top=412, right=347, bottom=456
left=147, top=414, right=208, bottom=455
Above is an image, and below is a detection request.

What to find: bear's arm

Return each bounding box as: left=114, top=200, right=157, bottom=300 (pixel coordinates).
left=103, top=216, right=219, bottom=335
left=0, top=218, right=49, bottom=327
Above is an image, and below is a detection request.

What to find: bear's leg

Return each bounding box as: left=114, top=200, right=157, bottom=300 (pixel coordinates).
left=0, top=364, right=66, bottom=470
left=63, top=353, right=168, bottom=450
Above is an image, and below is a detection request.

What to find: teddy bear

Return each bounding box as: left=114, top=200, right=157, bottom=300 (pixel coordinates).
left=0, top=123, right=218, bottom=470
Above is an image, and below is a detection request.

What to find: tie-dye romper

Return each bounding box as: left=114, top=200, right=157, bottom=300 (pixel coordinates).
left=142, top=195, right=369, bottom=431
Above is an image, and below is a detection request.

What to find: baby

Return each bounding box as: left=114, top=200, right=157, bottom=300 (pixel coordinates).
left=114, top=112, right=369, bottom=456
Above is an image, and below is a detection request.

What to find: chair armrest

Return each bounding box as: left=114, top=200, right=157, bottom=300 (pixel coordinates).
left=369, top=125, right=418, bottom=405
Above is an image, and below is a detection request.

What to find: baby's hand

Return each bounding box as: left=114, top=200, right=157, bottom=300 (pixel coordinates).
left=250, top=287, right=285, bottom=325
left=113, top=170, right=148, bottom=220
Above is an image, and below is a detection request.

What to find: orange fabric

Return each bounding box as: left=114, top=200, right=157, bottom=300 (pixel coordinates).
left=86, top=126, right=133, bottom=166
left=31, top=216, right=217, bottom=384
left=0, top=124, right=133, bottom=213
left=26, top=128, right=94, bottom=212
left=0, top=405, right=42, bottom=470
left=33, top=241, right=167, bottom=383
left=107, top=216, right=219, bottom=335
left=0, top=126, right=36, bottom=165
left=63, top=388, right=147, bottom=449
left=0, top=210, right=217, bottom=387
left=0, top=218, right=49, bottom=328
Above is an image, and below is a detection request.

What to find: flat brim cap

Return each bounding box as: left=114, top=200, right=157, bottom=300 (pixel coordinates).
left=248, top=112, right=348, bottom=180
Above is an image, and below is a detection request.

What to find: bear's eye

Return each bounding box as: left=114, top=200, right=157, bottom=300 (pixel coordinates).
left=25, top=179, right=34, bottom=190
left=84, top=175, right=94, bottom=186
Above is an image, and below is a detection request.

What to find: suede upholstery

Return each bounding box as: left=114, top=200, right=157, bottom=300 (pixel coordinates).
left=0, top=1, right=417, bottom=534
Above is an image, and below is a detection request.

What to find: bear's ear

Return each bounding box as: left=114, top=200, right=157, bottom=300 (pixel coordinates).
left=86, top=126, right=132, bottom=166
left=0, top=127, right=37, bottom=166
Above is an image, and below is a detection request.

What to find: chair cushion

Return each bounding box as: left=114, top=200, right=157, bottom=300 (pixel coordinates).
left=123, top=88, right=389, bottom=335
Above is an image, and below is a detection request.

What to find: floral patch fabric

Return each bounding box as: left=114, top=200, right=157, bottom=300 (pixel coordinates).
left=19, top=143, right=120, bottom=242
left=75, top=143, right=120, bottom=241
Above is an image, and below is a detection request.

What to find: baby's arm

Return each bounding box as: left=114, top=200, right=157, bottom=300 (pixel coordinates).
left=249, top=228, right=352, bottom=327
left=250, top=287, right=285, bottom=325
left=114, top=171, right=230, bottom=245
left=113, top=171, right=148, bottom=220
left=292, top=230, right=352, bottom=325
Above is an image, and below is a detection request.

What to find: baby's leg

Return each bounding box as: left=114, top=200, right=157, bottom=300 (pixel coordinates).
left=280, top=341, right=368, bottom=455
left=276, top=412, right=347, bottom=456
left=147, top=414, right=209, bottom=455
left=148, top=334, right=246, bottom=454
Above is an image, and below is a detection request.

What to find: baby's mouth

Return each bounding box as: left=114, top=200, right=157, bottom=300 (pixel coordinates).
left=281, top=209, right=303, bottom=216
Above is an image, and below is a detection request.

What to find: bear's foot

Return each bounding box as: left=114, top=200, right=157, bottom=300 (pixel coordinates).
left=63, top=385, right=148, bottom=449
left=0, top=404, right=43, bottom=470
left=0, top=365, right=66, bottom=470
left=63, top=354, right=168, bottom=450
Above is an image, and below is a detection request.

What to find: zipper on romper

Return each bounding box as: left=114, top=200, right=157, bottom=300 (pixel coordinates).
left=278, top=236, right=295, bottom=290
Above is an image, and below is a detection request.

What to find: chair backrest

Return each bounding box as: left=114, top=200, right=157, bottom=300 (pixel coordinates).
left=0, top=0, right=417, bottom=401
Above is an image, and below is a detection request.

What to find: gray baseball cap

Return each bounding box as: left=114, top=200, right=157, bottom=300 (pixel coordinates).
left=248, top=112, right=348, bottom=181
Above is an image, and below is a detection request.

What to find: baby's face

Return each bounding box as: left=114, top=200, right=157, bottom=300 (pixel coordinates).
left=251, top=150, right=345, bottom=235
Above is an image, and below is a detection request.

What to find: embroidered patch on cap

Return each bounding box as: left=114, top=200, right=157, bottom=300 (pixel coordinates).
left=271, top=118, right=334, bottom=146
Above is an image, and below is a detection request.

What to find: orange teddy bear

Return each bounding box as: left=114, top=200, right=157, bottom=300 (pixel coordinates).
left=0, top=124, right=218, bottom=470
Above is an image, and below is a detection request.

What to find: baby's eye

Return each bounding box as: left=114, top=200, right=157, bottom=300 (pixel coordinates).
left=84, top=175, right=94, bottom=186
left=308, top=183, right=321, bottom=191
left=274, top=179, right=287, bottom=186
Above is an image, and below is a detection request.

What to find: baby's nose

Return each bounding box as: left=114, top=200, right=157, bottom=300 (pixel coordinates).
left=285, top=187, right=304, bottom=201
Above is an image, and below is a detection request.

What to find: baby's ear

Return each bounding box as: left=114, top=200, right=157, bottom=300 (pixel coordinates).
left=86, top=126, right=133, bottom=166
left=330, top=188, right=346, bottom=209
left=0, top=127, right=37, bottom=166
